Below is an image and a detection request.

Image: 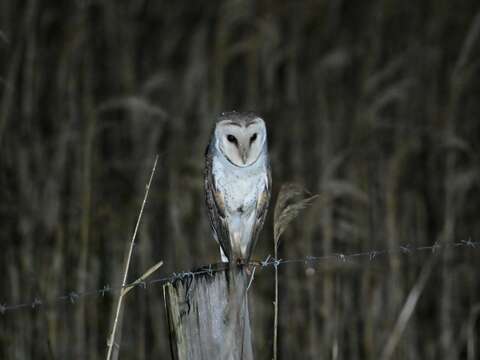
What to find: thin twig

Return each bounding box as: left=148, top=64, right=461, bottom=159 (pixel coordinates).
left=122, top=260, right=164, bottom=296
left=273, top=246, right=279, bottom=360
left=106, top=155, right=159, bottom=360
left=467, top=303, right=480, bottom=360
left=246, top=266, right=257, bottom=292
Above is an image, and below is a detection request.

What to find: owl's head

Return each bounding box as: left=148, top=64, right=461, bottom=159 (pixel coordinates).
left=214, top=112, right=267, bottom=167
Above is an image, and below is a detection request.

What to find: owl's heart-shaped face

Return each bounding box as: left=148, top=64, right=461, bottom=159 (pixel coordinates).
left=215, top=117, right=266, bottom=167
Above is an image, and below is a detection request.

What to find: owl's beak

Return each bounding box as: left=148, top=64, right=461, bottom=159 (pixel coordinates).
left=239, top=146, right=249, bottom=164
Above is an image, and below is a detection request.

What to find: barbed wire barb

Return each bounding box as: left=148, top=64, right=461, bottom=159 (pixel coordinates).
left=261, top=255, right=272, bottom=267
left=100, top=285, right=111, bottom=297
left=31, top=298, right=42, bottom=309
left=68, top=292, right=79, bottom=304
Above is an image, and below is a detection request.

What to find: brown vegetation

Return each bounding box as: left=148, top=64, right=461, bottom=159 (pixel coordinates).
left=1, top=1, right=480, bottom=359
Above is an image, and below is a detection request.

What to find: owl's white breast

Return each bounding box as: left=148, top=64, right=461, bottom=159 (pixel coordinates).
left=212, top=151, right=267, bottom=215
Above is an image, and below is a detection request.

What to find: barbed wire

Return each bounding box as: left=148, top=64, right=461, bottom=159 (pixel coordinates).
left=0, top=239, right=478, bottom=315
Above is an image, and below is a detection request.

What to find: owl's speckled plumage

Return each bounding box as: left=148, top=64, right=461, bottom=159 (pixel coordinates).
left=205, top=112, right=271, bottom=262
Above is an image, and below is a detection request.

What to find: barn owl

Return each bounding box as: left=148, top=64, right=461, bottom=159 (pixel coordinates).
left=205, top=112, right=271, bottom=263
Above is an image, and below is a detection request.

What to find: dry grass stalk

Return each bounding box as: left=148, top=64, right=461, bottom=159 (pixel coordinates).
left=106, top=155, right=159, bottom=360
left=380, top=258, right=435, bottom=360
left=122, top=261, right=164, bottom=296
left=467, top=304, right=480, bottom=360
left=272, top=183, right=319, bottom=360
left=273, top=183, right=320, bottom=249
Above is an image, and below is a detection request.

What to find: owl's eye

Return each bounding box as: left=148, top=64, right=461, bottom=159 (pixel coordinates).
left=227, top=134, right=237, bottom=143
left=250, top=133, right=257, bottom=143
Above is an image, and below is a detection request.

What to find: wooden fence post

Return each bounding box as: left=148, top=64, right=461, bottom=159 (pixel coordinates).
left=163, top=264, right=253, bottom=360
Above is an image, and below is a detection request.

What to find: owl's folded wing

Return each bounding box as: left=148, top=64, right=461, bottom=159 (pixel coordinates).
left=245, top=161, right=272, bottom=262
left=204, top=147, right=232, bottom=261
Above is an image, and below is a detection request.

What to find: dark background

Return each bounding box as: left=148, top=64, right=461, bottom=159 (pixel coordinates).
left=1, top=1, right=480, bottom=359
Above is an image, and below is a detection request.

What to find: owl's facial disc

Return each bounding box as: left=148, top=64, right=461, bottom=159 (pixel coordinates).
left=216, top=118, right=266, bottom=167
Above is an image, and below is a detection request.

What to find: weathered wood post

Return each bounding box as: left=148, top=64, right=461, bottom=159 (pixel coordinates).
left=163, top=264, right=253, bottom=360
